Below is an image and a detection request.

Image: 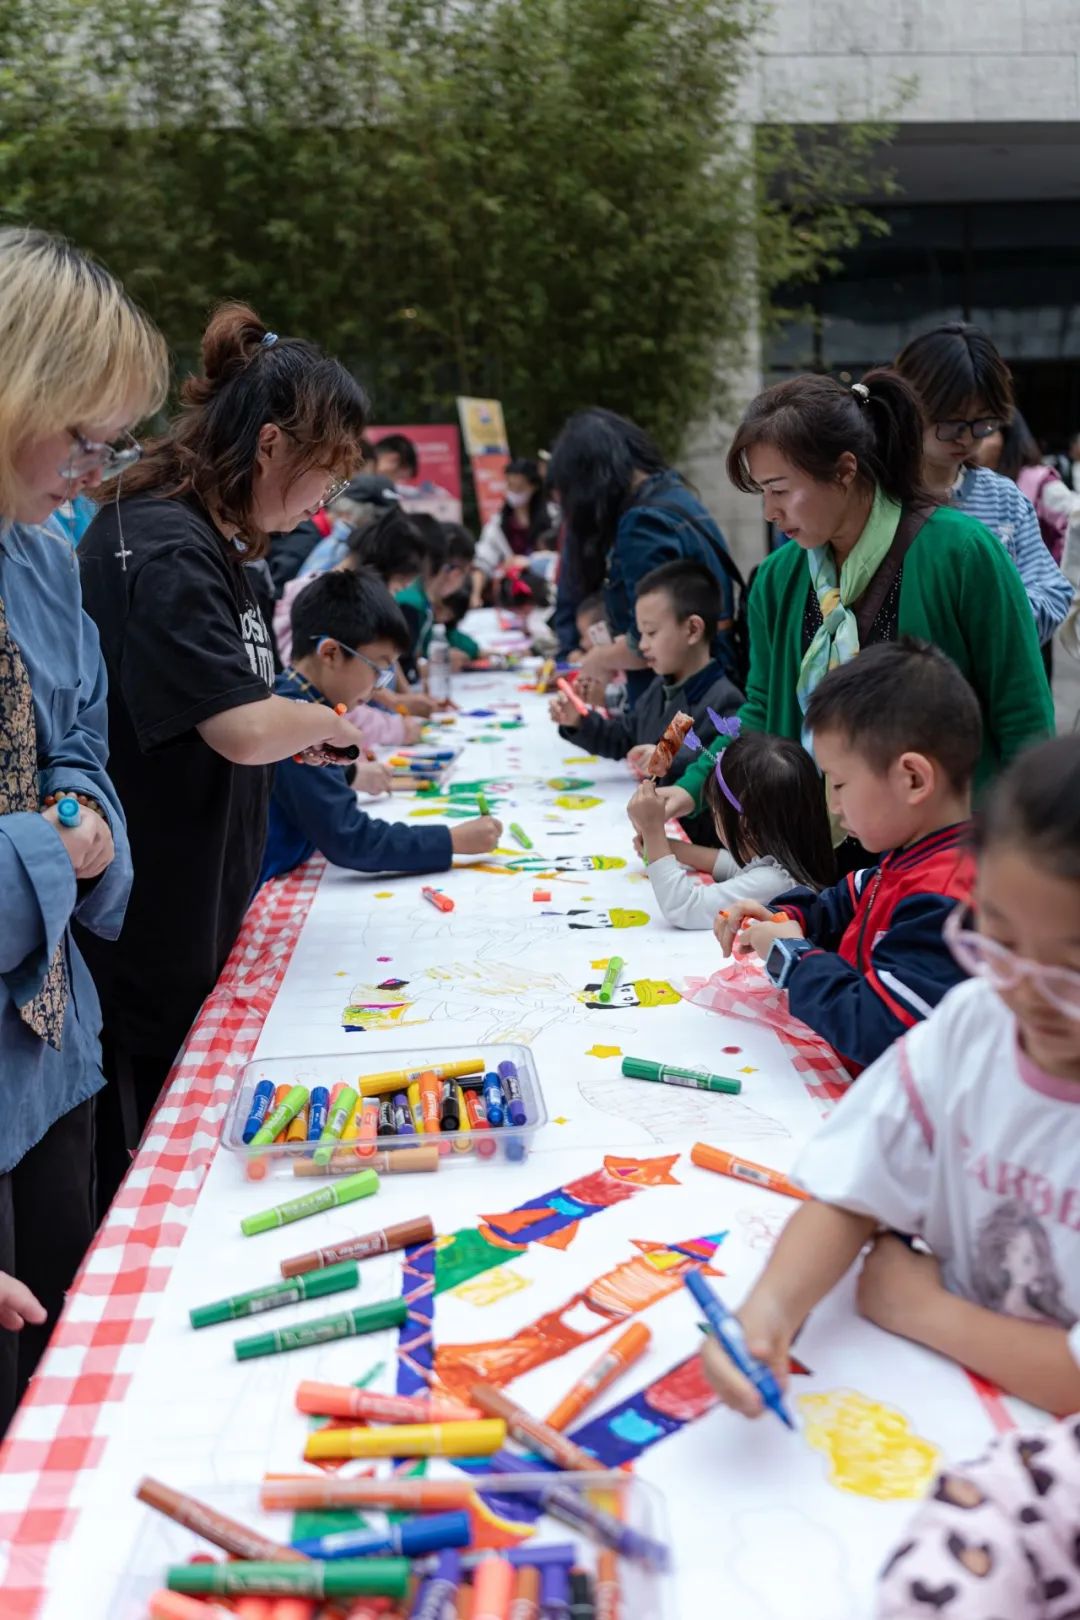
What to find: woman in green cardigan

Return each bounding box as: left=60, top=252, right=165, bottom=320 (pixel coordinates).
left=657, top=369, right=1054, bottom=825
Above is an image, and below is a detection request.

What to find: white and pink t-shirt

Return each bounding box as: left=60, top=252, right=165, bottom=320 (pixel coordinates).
left=794, top=977, right=1080, bottom=1363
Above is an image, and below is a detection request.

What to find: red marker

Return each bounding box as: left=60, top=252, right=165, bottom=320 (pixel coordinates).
left=555, top=677, right=590, bottom=719
left=422, top=887, right=454, bottom=913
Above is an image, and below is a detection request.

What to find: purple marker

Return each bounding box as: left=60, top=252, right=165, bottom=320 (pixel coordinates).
left=505, top=1545, right=577, bottom=1570
left=392, top=1091, right=416, bottom=1135
left=484, top=1451, right=669, bottom=1571
left=498, top=1059, right=528, bottom=1125
left=410, top=1548, right=462, bottom=1619
left=542, top=1556, right=572, bottom=1618
left=241, top=1079, right=275, bottom=1144
left=306, top=1085, right=330, bottom=1142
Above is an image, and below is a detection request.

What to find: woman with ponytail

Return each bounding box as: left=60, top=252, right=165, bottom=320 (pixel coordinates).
left=79, top=304, right=369, bottom=1198
left=656, top=369, right=1053, bottom=832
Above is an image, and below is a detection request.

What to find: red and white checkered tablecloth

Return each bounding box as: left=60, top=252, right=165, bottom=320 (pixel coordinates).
left=0, top=858, right=325, bottom=1619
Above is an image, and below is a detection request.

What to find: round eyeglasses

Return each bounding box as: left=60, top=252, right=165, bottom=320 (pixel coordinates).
left=60, top=429, right=142, bottom=483
left=944, top=906, right=1080, bottom=1021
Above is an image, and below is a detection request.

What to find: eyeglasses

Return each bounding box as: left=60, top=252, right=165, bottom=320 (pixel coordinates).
left=933, top=417, right=1002, bottom=445
left=316, top=636, right=397, bottom=689
left=60, top=428, right=142, bottom=482
left=320, top=474, right=352, bottom=507
left=944, top=906, right=1080, bottom=1021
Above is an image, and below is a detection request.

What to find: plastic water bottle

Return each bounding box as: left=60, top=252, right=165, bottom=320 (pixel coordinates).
left=427, top=623, right=452, bottom=703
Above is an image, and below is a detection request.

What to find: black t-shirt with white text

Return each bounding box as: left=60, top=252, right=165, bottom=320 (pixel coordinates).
left=79, top=492, right=274, bottom=1058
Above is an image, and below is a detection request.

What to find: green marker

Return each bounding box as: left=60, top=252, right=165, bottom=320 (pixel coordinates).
left=249, top=1084, right=308, bottom=1148
left=234, top=1295, right=407, bottom=1360
left=241, top=1169, right=379, bottom=1236
left=597, top=955, right=624, bottom=1004
left=190, top=1259, right=359, bottom=1328
left=621, top=1056, right=742, bottom=1095
left=476, top=790, right=491, bottom=816
left=509, top=822, right=533, bottom=849
left=314, top=1083, right=358, bottom=1165
left=167, top=1557, right=410, bottom=1600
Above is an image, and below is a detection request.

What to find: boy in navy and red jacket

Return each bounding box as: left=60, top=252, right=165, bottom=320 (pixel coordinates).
left=718, top=639, right=979, bottom=1075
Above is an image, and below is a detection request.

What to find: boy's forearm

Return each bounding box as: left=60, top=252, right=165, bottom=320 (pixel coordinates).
left=747, top=1201, right=876, bottom=1328
left=912, top=1293, right=1080, bottom=1415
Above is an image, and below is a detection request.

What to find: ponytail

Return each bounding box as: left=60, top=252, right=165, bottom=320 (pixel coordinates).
left=726, top=368, right=931, bottom=509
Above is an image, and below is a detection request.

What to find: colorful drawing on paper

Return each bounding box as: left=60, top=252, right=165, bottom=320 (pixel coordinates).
left=342, top=983, right=418, bottom=1031
left=576, top=1076, right=792, bottom=1148
left=572, top=1350, right=811, bottom=1468
left=546, top=778, right=594, bottom=791
left=553, top=794, right=602, bottom=810
left=797, top=1389, right=942, bottom=1500
left=393, top=1154, right=682, bottom=1400
left=505, top=854, right=626, bottom=873
left=555, top=908, right=650, bottom=930
left=433, top=1231, right=726, bottom=1399
left=578, top=979, right=680, bottom=1009
left=450, top=1269, right=532, bottom=1308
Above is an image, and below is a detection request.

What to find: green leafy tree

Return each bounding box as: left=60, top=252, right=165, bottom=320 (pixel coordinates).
left=0, top=0, right=893, bottom=455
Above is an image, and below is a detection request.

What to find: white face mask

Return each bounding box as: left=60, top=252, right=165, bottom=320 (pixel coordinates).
left=505, top=488, right=532, bottom=510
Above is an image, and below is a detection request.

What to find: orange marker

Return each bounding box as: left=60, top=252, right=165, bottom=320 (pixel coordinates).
left=462, top=1087, right=497, bottom=1157
left=543, top=1322, right=651, bottom=1431
left=509, top=1566, right=540, bottom=1620
left=418, top=1069, right=448, bottom=1154
left=295, top=1381, right=481, bottom=1424
left=270, top=1084, right=292, bottom=1142
left=148, top=1594, right=237, bottom=1620
left=691, top=1143, right=808, bottom=1201
left=555, top=677, right=590, bottom=718
left=594, top=1549, right=621, bottom=1620
left=473, top=1557, right=514, bottom=1620
left=284, top=1104, right=309, bottom=1145
left=333, top=703, right=348, bottom=716
left=356, top=1099, right=379, bottom=1158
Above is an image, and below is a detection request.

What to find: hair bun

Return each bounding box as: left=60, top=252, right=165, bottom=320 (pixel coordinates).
left=200, top=301, right=270, bottom=383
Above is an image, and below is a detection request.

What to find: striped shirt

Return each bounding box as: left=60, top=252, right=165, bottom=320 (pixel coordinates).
left=952, top=465, right=1072, bottom=644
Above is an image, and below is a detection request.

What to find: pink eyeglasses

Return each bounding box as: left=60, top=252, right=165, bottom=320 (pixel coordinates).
left=944, top=906, right=1080, bottom=1021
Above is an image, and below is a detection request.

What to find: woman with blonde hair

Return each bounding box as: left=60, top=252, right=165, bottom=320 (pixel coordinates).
left=79, top=303, right=370, bottom=1202
left=0, top=226, right=168, bottom=1431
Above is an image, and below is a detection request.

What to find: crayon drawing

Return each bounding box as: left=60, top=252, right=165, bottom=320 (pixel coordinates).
left=578, top=978, right=680, bottom=1009
left=434, top=1232, right=725, bottom=1398
left=450, top=1269, right=532, bottom=1308
left=576, top=1075, right=793, bottom=1147
left=797, top=1389, right=942, bottom=1500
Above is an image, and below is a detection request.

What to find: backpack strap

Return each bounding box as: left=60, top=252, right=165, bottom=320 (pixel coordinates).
left=853, top=503, right=934, bottom=643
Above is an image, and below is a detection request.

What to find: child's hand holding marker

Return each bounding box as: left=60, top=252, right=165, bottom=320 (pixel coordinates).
left=626, top=778, right=669, bottom=838
left=697, top=1285, right=797, bottom=1425
left=548, top=691, right=582, bottom=729
left=715, top=900, right=803, bottom=959
left=450, top=816, right=503, bottom=856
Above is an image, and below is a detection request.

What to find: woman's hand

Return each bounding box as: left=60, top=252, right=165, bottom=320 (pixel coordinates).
left=42, top=802, right=115, bottom=880
left=295, top=711, right=367, bottom=767
left=352, top=762, right=393, bottom=796
left=653, top=784, right=693, bottom=822
left=549, top=693, right=581, bottom=728
left=449, top=647, right=471, bottom=672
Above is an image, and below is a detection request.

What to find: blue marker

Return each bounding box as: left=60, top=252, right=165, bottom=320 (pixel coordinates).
left=241, top=1079, right=275, bottom=1144
left=306, top=1085, right=330, bottom=1142
left=482, top=1071, right=505, bottom=1126
left=685, top=1270, right=796, bottom=1430
left=292, top=1509, right=470, bottom=1562
left=56, top=796, right=81, bottom=828
left=497, top=1059, right=527, bottom=1126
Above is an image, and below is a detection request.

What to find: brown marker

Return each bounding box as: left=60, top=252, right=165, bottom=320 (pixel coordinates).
left=281, top=1215, right=434, bottom=1279
left=509, top=1565, right=540, bottom=1620
left=260, top=1477, right=474, bottom=1514
left=470, top=1382, right=597, bottom=1474
left=291, top=1145, right=439, bottom=1177
left=136, top=1477, right=305, bottom=1562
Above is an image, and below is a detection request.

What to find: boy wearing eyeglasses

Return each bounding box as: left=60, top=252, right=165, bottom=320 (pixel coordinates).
left=260, top=569, right=501, bottom=883
left=718, top=639, right=979, bottom=1075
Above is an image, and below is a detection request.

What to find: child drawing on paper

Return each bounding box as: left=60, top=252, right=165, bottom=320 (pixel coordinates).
left=971, top=1199, right=1075, bottom=1325
left=578, top=978, right=680, bottom=1009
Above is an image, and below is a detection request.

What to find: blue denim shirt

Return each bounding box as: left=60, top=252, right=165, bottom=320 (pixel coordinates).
left=0, top=523, right=132, bottom=1173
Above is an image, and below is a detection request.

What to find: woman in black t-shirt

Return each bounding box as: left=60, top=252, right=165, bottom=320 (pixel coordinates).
left=79, top=303, right=369, bottom=1204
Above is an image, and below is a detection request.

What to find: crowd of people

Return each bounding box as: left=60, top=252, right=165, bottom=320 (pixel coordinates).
left=3, top=222, right=1080, bottom=1611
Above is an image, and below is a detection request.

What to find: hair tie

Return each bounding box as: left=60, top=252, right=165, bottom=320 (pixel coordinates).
left=851, top=382, right=869, bottom=403
left=261, top=331, right=279, bottom=348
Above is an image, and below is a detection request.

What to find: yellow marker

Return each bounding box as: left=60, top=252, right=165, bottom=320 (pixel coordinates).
left=406, top=1081, right=425, bottom=1134
left=304, top=1418, right=506, bottom=1462
left=341, top=1097, right=362, bottom=1142
left=357, top=1058, right=484, bottom=1098
left=536, top=657, right=555, bottom=694
left=452, top=1085, right=473, bottom=1154
left=285, top=1104, right=309, bottom=1144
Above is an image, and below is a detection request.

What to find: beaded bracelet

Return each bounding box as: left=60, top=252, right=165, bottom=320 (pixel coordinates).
left=42, top=790, right=108, bottom=824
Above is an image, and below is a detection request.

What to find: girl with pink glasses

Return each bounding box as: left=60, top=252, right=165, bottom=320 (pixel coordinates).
left=701, top=733, right=1080, bottom=1425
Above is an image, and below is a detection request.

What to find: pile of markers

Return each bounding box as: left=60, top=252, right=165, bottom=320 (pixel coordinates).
left=238, top=1056, right=532, bottom=1179
left=385, top=748, right=458, bottom=793
left=136, top=1368, right=669, bottom=1617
